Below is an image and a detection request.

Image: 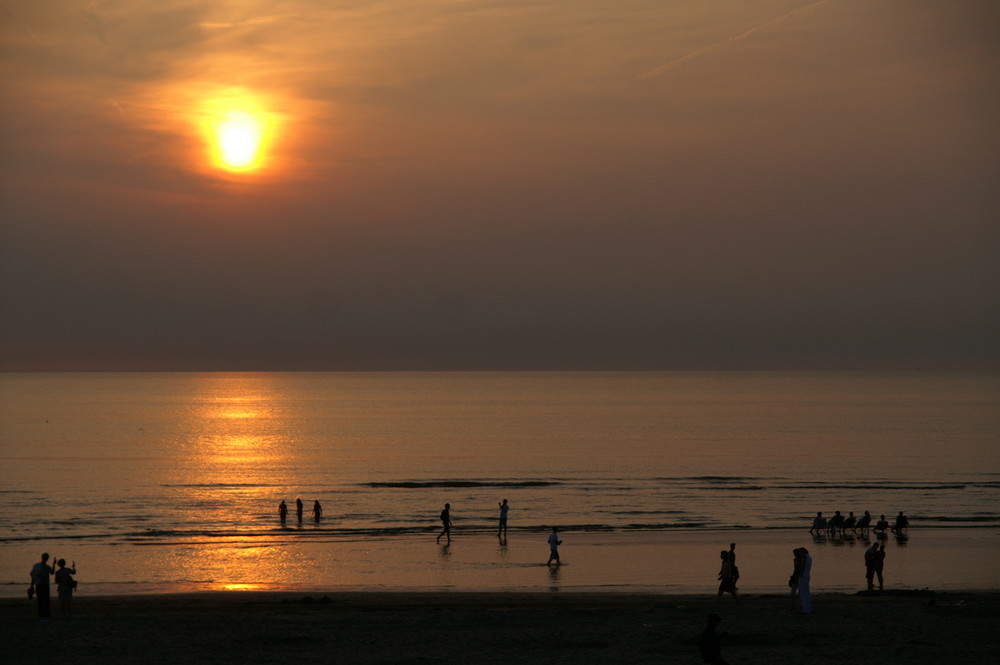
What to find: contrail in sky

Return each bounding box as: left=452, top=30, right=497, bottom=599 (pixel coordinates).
left=638, top=0, right=833, bottom=80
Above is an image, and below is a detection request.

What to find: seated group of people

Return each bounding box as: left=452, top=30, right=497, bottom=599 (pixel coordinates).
left=810, top=510, right=908, bottom=536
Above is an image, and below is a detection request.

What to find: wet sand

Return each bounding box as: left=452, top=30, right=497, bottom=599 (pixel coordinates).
left=3, top=590, right=997, bottom=664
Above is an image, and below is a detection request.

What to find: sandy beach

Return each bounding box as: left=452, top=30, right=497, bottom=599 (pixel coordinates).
left=3, top=590, right=997, bottom=664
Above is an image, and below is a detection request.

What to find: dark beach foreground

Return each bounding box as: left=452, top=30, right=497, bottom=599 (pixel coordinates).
left=3, top=590, right=997, bottom=664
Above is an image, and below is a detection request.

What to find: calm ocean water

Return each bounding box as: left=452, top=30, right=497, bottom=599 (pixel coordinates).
left=1, top=371, right=998, bottom=595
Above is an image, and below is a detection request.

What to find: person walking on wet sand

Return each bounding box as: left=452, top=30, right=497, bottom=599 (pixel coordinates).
left=716, top=550, right=739, bottom=604
left=436, top=503, right=452, bottom=543
left=29, top=552, right=55, bottom=619
left=54, top=559, right=77, bottom=617
left=296, top=498, right=304, bottom=524
left=547, top=527, right=562, bottom=565
left=497, top=499, right=509, bottom=539
left=312, top=500, right=323, bottom=523
left=279, top=499, right=288, bottom=526
left=699, top=613, right=730, bottom=665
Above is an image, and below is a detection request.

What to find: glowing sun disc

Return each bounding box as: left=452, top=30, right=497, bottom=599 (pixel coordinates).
left=216, top=111, right=263, bottom=170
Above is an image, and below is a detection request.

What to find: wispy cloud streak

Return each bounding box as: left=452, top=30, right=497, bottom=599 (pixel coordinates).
left=638, top=0, right=832, bottom=80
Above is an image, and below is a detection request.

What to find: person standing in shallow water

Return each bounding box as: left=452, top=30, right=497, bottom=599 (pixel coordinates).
left=865, top=542, right=879, bottom=591
left=436, top=503, right=452, bottom=543
left=279, top=500, right=288, bottom=526
left=874, top=541, right=886, bottom=590
left=312, top=500, right=323, bottom=523
left=296, top=498, right=304, bottom=524
left=497, top=499, right=509, bottom=539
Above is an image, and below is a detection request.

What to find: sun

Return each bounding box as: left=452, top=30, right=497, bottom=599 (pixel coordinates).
left=201, top=93, right=276, bottom=174
left=216, top=111, right=262, bottom=170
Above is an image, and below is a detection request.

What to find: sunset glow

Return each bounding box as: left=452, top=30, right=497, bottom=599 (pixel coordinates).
left=202, top=95, right=276, bottom=173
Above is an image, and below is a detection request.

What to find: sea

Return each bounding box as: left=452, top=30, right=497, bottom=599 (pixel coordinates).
left=1, top=371, right=998, bottom=596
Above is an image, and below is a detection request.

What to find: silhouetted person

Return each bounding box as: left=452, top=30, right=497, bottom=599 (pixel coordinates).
left=789, top=548, right=804, bottom=610
left=296, top=498, right=304, bottom=524
left=810, top=512, right=827, bottom=534
left=312, top=500, right=323, bottom=523
left=716, top=550, right=739, bottom=604
left=54, top=559, right=77, bottom=617
left=699, top=613, right=730, bottom=665
left=874, top=514, right=889, bottom=536
left=857, top=510, right=872, bottom=534
left=29, top=552, right=55, bottom=619
left=843, top=511, right=857, bottom=533
left=864, top=542, right=879, bottom=591
left=436, top=503, right=451, bottom=543
left=799, top=547, right=813, bottom=613
left=728, top=542, right=736, bottom=564
left=874, top=542, right=886, bottom=590
left=547, top=527, right=562, bottom=565
left=829, top=510, right=845, bottom=534
left=497, top=499, right=509, bottom=538
left=891, top=511, right=909, bottom=534
left=279, top=500, right=288, bottom=526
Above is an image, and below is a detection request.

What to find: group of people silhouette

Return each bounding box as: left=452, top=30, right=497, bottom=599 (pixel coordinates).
left=278, top=498, right=323, bottom=525
left=809, top=510, right=909, bottom=537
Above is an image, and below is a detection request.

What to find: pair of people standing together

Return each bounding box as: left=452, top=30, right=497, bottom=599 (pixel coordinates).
left=29, top=553, right=77, bottom=619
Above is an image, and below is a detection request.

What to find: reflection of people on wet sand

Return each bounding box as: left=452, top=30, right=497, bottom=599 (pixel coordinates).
left=279, top=500, right=287, bottom=526
left=54, top=559, right=77, bottom=617
left=312, top=500, right=323, bottom=523
left=436, top=503, right=452, bottom=543
left=809, top=512, right=827, bottom=534
left=29, top=552, right=55, bottom=619
left=547, top=527, right=562, bottom=566
left=497, top=499, right=509, bottom=539
left=296, top=498, right=304, bottom=524
left=891, top=511, right=909, bottom=534
left=716, top=550, right=739, bottom=604
left=699, top=613, right=730, bottom=665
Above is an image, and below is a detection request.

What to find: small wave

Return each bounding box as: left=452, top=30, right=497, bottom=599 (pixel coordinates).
left=161, top=483, right=280, bottom=489
left=363, top=481, right=561, bottom=489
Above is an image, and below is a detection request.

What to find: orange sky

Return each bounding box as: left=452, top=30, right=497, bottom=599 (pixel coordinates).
left=1, top=0, right=997, bottom=370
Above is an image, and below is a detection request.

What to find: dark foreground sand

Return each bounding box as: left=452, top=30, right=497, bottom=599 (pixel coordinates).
left=3, top=590, right=997, bottom=664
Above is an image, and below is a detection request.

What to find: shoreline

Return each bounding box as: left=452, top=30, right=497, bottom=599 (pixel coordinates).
left=3, top=590, right=998, bottom=664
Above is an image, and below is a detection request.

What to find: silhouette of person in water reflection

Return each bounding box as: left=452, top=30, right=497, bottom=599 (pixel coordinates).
left=437, top=503, right=451, bottom=543
left=312, top=500, right=323, bottom=523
